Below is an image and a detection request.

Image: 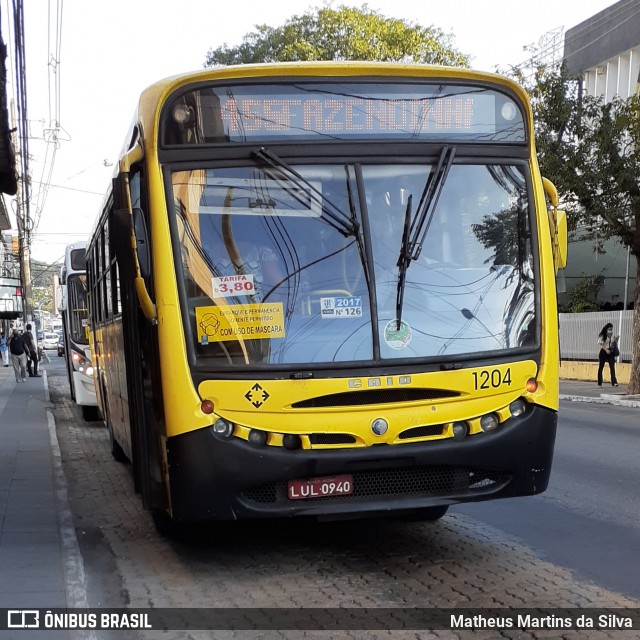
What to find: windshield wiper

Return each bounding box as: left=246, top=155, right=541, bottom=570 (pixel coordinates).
left=394, top=145, right=456, bottom=330
left=254, top=147, right=358, bottom=237
left=395, top=194, right=413, bottom=331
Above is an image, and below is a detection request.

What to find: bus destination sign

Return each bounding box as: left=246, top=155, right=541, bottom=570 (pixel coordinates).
left=165, top=83, right=525, bottom=144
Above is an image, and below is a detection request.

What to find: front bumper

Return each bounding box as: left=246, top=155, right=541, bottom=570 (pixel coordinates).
left=166, top=404, right=556, bottom=521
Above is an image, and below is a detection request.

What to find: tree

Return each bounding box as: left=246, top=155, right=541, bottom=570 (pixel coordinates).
left=558, top=275, right=605, bottom=313
left=510, top=64, right=640, bottom=393
left=30, top=259, right=61, bottom=313
left=205, top=5, right=470, bottom=67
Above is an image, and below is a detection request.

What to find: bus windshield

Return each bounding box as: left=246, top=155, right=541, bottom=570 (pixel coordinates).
left=172, top=161, right=535, bottom=368
left=67, top=274, right=89, bottom=345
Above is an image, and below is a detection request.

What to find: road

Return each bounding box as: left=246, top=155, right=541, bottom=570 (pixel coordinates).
left=45, top=356, right=640, bottom=639
left=456, top=400, right=640, bottom=599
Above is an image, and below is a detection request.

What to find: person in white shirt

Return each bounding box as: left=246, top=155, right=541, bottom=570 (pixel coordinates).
left=597, top=322, right=618, bottom=387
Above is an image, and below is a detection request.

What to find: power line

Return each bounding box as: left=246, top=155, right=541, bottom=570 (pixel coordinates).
left=31, top=180, right=104, bottom=196
left=31, top=231, right=90, bottom=236
left=28, top=0, right=66, bottom=236
left=47, top=0, right=64, bottom=128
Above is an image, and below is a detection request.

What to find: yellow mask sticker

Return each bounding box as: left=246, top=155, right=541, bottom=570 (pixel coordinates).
left=196, top=303, right=285, bottom=343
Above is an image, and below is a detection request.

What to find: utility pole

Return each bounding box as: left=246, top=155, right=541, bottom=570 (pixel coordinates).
left=10, top=98, right=32, bottom=325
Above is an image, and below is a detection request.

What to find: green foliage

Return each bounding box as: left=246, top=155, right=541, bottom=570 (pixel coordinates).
left=205, top=5, right=470, bottom=67
left=30, top=259, right=61, bottom=312
left=31, top=259, right=60, bottom=288
left=509, top=64, right=640, bottom=390
left=507, top=64, right=640, bottom=257
left=574, top=93, right=640, bottom=255
left=472, top=206, right=524, bottom=266
left=558, top=274, right=604, bottom=313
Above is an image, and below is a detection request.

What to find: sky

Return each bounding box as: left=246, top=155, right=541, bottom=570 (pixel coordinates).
left=3, top=0, right=620, bottom=264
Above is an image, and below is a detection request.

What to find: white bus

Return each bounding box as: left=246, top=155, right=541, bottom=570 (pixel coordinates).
left=58, top=241, right=99, bottom=420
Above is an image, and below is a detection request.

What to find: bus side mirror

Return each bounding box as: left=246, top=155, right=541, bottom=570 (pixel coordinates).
left=555, top=209, right=567, bottom=270
left=132, top=207, right=151, bottom=280
left=114, top=143, right=157, bottom=323
left=56, top=284, right=67, bottom=312
left=542, top=177, right=567, bottom=273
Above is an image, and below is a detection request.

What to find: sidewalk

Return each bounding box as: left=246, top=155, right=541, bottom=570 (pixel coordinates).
left=0, top=361, right=82, bottom=633
left=559, top=379, right=640, bottom=407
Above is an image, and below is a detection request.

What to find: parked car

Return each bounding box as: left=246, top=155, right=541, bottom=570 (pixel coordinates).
left=42, top=332, right=59, bottom=349
left=57, top=334, right=65, bottom=357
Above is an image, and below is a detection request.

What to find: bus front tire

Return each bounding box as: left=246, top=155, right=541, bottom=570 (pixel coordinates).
left=152, top=509, right=191, bottom=539
left=81, top=405, right=100, bottom=421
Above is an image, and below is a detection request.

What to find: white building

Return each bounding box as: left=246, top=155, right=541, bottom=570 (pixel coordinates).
left=561, top=0, right=640, bottom=309
left=565, top=0, right=640, bottom=101
left=0, top=202, right=21, bottom=324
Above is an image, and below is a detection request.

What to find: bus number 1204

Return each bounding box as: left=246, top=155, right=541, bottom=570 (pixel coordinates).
left=472, top=368, right=512, bottom=390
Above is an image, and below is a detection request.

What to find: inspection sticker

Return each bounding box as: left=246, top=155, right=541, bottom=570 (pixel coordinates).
left=212, top=274, right=255, bottom=298
left=383, top=319, right=412, bottom=349
left=196, top=302, right=285, bottom=343
left=320, top=297, right=363, bottom=319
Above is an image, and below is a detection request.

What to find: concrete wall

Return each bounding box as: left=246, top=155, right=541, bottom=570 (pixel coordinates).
left=559, top=310, right=632, bottom=361
left=560, top=361, right=630, bottom=383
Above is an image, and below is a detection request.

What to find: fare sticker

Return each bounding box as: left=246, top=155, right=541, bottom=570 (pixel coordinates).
left=196, top=303, right=285, bottom=343
left=212, top=274, right=255, bottom=298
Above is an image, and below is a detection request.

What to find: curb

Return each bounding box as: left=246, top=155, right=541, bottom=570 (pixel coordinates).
left=559, top=393, right=640, bottom=408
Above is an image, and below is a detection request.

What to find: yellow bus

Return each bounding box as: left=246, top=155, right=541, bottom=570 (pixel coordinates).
left=86, top=62, right=567, bottom=524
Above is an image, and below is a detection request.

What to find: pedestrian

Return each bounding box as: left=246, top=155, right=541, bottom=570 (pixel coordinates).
left=23, top=323, right=40, bottom=377
left=597, top=322, right=618, bottom=387
left=7, top=328, right=30, bottom=383
left=0, top=332, right=9, bottom=366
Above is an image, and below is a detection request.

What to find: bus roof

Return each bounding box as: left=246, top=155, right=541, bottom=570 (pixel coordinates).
left=142, top=61, right=528, bottom=103
left=125, top=61, right=532, bottom=157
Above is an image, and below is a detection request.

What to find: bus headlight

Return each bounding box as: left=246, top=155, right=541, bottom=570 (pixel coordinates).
left=212, top=418, right=234, bottom=439
left=84, top=366, right=94, bottom=378
left=509, top=399, right=527, bottom=417
left=451, top=421, right=469, bottom=441
left=480, top=413, right=500, bottom=432
left=248, top=429, right=268, bottom=446
left=282, top=434, right=302, bottom=450
left=71, top=351, right=90, bottom=372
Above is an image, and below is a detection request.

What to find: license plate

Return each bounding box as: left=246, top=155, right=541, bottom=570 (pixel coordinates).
left=288, top=474, right=354, bottom=500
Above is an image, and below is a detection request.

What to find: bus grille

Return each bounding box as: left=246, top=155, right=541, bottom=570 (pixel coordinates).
left=241, top=467, right=509, bottom=504
left=398, top=425, right=445, bottom=439
left=291, top=388, right=460, bottom=408
left=309, top=433, right=357, bottom=445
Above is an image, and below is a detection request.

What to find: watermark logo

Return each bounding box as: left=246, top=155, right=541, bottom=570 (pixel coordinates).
left=8, top=610, right=39, bottom=628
